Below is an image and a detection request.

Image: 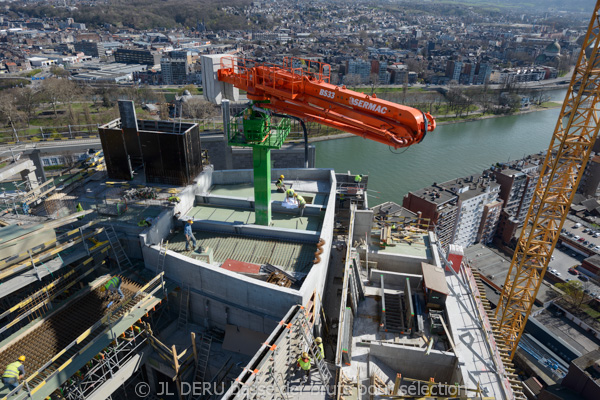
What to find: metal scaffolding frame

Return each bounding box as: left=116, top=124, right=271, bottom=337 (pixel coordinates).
left=63, top=326, right=148, bottom=400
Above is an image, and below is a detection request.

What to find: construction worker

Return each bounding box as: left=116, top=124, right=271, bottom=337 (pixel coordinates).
left=276, top=175, right=286, bottom=193
left=296, top=352, right=312, bottom=383
left=315, top=337, right=325, bottom=360
left=76, top=202, right=84, bottom=220
left=295, top=193, right=307, bottom=217
left=168, top=196, right=181, bottom=203
left=2, top=356, right=25, bottom=391
left=101, top=276, right=124, bottom=300
left=354, top=174, right=363, bottom=189
left=338, top=193, right=346, bottom=208
left=286, top=188, right=295, bottom=201
left=184, top=219, right=201, bottom=252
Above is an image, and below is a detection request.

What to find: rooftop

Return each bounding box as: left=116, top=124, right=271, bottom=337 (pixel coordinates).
left=165, top=230, right=316, bottom=275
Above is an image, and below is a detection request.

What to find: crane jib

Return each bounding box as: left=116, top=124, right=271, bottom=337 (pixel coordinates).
left=318, top=88, right=389, bottom=114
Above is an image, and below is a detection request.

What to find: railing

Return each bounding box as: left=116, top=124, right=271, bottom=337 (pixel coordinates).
left=63, top=326, right=148, bottom=399
left=0, top=124, right=100, bottom=145
left=2, top=272, right=166, bottom=400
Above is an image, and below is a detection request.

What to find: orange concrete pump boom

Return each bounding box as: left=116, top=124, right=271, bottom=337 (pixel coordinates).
left=217, top=57, right=436, bottom=149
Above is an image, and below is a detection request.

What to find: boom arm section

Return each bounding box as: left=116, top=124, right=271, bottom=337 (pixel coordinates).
left=217, top=57, right=436, bottom=149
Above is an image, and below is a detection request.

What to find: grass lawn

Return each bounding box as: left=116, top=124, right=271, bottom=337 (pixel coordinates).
left=540, top=101, right=562, bottom=108
left=348, top=86, right=428, bottom=94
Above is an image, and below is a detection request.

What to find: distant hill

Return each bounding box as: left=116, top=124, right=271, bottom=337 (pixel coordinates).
left=9, top=0, right=253, bottom=31
left=445, top=0, right=596, bottom=13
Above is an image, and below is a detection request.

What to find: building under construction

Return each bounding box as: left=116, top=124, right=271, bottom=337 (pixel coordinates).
left=6, top=22, right=600, bottom=396
left=0, top=106, right=528, bottom=400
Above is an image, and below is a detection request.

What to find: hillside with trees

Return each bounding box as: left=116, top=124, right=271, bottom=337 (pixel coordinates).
left=8, top=0, right=253, bottom=31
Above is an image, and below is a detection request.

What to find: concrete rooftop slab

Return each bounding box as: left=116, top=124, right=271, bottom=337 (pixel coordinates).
left=187, top=205, right=323, bottom=231
left=367, top=231, right=429, bottom=258
left=166, top=231, right=316, bottom=274
left=208, top=183, right=330, bottom=206
left=445, top=272, right=509, bottom=400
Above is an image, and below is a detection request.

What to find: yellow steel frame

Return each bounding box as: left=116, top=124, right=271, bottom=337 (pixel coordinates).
left=495, top=0, right=600, bottom=360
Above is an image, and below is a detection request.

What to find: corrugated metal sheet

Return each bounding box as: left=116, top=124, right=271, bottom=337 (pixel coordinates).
left=167, top=231, right=315, bottom=273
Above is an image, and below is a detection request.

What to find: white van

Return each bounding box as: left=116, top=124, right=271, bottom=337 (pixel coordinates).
left=574, top=223, right=582, bottom=228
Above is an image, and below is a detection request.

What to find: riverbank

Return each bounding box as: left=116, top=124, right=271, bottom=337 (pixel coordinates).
left=304, top=103, right=562, bottom=143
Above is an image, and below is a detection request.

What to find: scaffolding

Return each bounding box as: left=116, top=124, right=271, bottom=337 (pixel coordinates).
left=63, top=325, right=148, bottom=400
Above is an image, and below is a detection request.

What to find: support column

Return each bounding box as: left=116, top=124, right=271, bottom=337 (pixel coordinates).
left=221, top=99, right=233, bottom=170
left=29, top=150, right=47, bottom=183
left=253, top=146, right=271, bottom=226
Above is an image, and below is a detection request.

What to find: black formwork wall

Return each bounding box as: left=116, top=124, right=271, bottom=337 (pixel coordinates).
left=139, top=124, right=202, bottom=186
left=123, top=128, right=142, bottom=166
left=98, top=127, right=133, bottom=180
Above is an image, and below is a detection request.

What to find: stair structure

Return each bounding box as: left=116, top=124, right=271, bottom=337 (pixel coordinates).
left=105, top=225, right=133, bottom=270
left=177, top=284, right=190, bottom=330
left=294, top=309, right=332, bottom=386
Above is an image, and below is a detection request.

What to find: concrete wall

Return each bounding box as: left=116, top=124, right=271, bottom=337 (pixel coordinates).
left=141, top=208, right=174, bottom=247
left=200, top=132, right=315, bottom=171
left=354, top=210, right=373, bottom=242
left=300, top=169, right=336, bottom=296
left=142, top=245, right=299, bottom=333
left=369, top=269, right=422, bottom=291
left=369, top=343, right=457, bottom=383
left=363, top=251, right=429, bottom=275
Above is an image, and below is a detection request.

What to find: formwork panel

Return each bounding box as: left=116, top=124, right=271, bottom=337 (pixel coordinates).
left=98, top=127, right=132, bottom=181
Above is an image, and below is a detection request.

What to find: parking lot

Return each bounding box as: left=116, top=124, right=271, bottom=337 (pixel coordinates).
left=550, top=221, right=600, bottom=298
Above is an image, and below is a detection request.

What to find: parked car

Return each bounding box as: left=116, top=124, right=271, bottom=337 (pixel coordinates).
left=574, top=235, right=581, bottom=240
left=575, top=223, right=582, bottom=228
left=578, top=237, right=585, bottom=242
left=568, top=267, right=580, bottom=275
left=584, top=228, right=590, bottom=233
left=579, top=275, right=590, bottom=282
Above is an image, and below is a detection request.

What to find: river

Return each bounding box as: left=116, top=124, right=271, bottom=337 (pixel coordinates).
left=314, top=89, right=568, bottom=205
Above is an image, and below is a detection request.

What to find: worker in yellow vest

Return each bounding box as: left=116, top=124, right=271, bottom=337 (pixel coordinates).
left=276, top=175, right=286, bottom=193
left=296, top=352, right=312, bottom=383
left=101, top=276, right=124, bottom=300
left=2, top=356, right=25, bottom=391
left=295, top=194, right=307, bottom=217
left=286, top=188, right=295, bottom=201
left=315, top=337, right=325, bottom=360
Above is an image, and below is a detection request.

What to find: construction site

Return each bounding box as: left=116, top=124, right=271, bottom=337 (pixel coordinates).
left=1, top=3, right=600, bottom=398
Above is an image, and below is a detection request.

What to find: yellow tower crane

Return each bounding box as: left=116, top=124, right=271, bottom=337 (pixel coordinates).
left=495, top=0, right=600, bottom=360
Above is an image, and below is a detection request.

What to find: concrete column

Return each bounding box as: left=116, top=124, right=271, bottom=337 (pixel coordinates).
left=29, top=150, right=47, bottom=183
left=20, top=169, right=39, bottom=194
left=221, top=100, right=234, bottom=170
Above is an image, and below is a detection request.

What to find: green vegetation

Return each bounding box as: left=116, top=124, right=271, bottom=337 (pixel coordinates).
left=582, top=304, right=600, bottom=320
left=9, top=0, right=253, bottom=30
left=21, top=69, right=42, bottom=78
left=43, top=165, right=65, bottom=171
left=0, top=79, right=30, bottom=90
left=540, top=101, right=562, bottom=108
left=349, top=86, right=428, bottom=94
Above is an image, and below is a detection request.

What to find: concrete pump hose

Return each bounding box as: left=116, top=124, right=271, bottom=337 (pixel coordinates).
left=317, top=238, right=326, bottom=248
left=390, top=135, right=408, bottom=147
left=313, top=254, right=321, bottom=264
left=315, top=247, right=324, bottom=256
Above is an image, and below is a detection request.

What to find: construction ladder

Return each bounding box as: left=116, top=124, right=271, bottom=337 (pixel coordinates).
left=105, top=225, right=133, bottom=271
left=295, top=311, right=332, bottom=386
left=178, top=284, right=190, bottom=330
left=155, top=239, right=167, bottom=275
left=190, top=334, right=213, bottom=400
